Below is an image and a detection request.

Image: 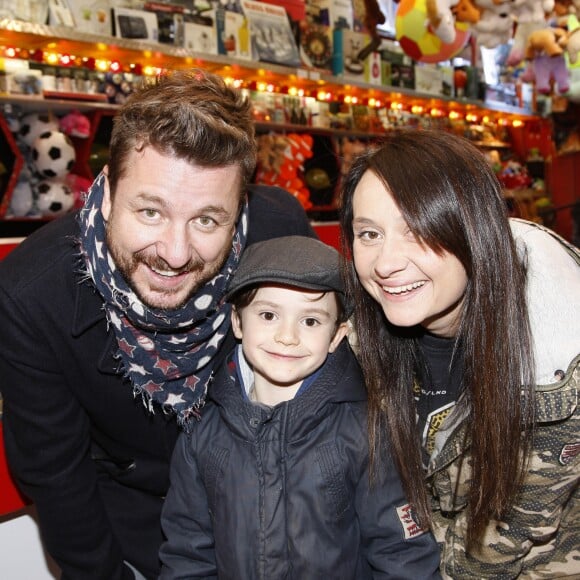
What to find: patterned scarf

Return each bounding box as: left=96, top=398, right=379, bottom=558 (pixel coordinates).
left=78, top=172, right=248, bottom=427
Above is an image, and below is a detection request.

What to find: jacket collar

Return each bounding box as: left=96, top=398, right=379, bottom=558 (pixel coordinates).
left=72, top=275, right=105, bottom=336
left=210, top=340, right=365, bottom=439
left=72, top=276, right=120, bottom=375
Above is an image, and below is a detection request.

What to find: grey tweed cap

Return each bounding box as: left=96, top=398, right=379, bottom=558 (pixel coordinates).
left=226, top=235, right=345, bottom=300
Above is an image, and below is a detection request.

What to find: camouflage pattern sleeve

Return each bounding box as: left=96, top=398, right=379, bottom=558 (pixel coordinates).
left=431, top=358, right=580, bottom=579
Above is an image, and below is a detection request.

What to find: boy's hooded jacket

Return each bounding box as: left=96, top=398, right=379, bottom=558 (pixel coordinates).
left=160, top=341, right=442, bottom=579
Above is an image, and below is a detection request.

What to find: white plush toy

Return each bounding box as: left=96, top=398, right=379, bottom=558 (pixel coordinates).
left=471, top=0, right=514, bottom=48
left=17, top=112, right=59, bottom=148
left=31, top=130, right=76, bottom=179
left=426, top=0, right=481, bottom=43
left=7, top=179, right=34, bottom=217
left=512, top=0, right=554, bottom=24
left=30, top=127, right=77, bottom=218
left=35, top=179, right=75, bottom=217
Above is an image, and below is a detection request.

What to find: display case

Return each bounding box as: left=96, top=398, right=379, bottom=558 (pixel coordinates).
left=0, top=17, right=544, bottom=236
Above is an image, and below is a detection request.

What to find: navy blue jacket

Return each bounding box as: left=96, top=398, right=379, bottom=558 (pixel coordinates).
left=160, top=341, right=442, bottom=579
left=0, top=185, right=316, bottom=580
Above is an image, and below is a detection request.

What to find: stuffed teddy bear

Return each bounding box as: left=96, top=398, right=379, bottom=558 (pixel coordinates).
left=470, top=0, right=514, bottom=48
left=511, top=0, right=554, bottom=24
left=525, top=26, right=570, bottom=93
left=507, top=21, right=547, bottom=67
left=525, top=26, right=568, bottom=58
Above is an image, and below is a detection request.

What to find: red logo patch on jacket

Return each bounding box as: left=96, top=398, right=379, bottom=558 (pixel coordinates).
left=396, top=503, right=425, bottom=540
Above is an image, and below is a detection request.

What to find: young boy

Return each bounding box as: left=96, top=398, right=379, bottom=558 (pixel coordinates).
left=159, top=236, right=441, bottom=579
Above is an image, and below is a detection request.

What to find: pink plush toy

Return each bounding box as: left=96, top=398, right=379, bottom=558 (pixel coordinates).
left=59, top=109, right=91, bottom=138
left=532, top=54, right=570, bottom=93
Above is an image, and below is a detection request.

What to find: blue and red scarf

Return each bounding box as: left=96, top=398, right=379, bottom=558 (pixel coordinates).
left=78, top=172, right=248, bottom=427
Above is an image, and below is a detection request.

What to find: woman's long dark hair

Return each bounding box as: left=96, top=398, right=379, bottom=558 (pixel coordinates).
left=340, top=129, right=535, bottom=542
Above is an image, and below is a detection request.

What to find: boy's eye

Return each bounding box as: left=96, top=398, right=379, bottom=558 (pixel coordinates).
left=303, top=317, right=320, bottom=327
left=259, top=311, right=276, bottom=321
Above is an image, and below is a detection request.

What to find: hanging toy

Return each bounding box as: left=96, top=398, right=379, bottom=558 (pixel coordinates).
left=524, top=26, right=570, bottom=94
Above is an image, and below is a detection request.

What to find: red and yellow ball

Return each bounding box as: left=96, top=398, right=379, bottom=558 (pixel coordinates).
left=395, top=0, right=471, bottom=64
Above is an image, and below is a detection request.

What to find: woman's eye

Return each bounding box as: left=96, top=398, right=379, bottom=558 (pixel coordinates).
left=356, top=229, right=380, bottom=241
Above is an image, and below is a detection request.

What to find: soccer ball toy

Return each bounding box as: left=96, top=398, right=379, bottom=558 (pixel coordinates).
left=35, top=179, right=75, bottom=217
left=32, top=130, right=76, bottom=179
left=395, top=0, right=470, bottom=63
left=18, top=112, right=59, bottom=148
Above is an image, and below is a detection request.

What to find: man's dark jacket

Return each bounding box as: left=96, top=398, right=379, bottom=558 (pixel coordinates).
left=0, top=185, right=316, bottom=580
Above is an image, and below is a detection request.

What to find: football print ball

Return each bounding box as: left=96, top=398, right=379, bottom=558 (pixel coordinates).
left=395, top=0, right=470, bottom=63
left=35, top=179, right=74, bottom=217
left=32, top=131, right=76, bottom=179
left=18, top=112, right=60, bottom=147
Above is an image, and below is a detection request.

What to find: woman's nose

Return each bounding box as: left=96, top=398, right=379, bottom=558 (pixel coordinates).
left=372, top=236, right=408, bottom=278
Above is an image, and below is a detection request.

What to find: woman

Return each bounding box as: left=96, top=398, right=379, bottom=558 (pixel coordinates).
left=339, top=129, right=579, bottom=578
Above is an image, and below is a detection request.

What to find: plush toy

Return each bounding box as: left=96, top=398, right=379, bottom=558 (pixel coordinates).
left=525, top=26, right=568, bottom=58
left=59, top=109, right=91, bottom=139
left=65, top=172, right=93, bottom=209
left=470, top=0, right=514, bottom=48
left=530, top=54, right=570, bottom=92
left=426, top=0, right=480, bottom=44
left=7, top=179, right=34, bottom=218
left=17, top=112, right=59, bottom=148
left=497, top=159, right=533, bottom=189
left=565, top=15, right=580, bottom=64
left=512, top=0, right=554, bottom=24
left=35, top=179, right=75, bottom=217
left=32, top=130, right=76, bottom=179
left=525, top=26, right=570, bottom=93
left=507, top=21, right=547, bottom=67
left=255, top=133, right=314, bottom=210
left=29, top=127, right=78, bottom=217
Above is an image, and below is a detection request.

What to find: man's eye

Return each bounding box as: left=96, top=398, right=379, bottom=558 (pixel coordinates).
left=196, top=216, right=218, bottom=228
left=141, top=208, right=159, bottom=219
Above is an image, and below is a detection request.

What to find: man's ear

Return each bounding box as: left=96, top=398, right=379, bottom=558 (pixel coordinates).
left=101, top=165, right=111, bottom=222
left=328, top=322, right=348, bottom=353
left=231, top=306, right=243, bottom=340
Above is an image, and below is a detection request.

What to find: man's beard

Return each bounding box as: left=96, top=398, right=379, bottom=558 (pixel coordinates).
left=105, top=229, right=230, bottom=311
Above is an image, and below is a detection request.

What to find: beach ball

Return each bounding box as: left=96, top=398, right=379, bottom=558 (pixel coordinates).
left=395, top=0, right=470, bottom=64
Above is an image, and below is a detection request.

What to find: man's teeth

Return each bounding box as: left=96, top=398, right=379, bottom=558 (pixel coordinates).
left=151, top=266, right=180, bottom=277
left=382, top=281, right=425, bottom=294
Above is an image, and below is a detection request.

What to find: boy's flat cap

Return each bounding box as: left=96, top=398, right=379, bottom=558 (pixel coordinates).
left=226, top=236, right=344, bottom=299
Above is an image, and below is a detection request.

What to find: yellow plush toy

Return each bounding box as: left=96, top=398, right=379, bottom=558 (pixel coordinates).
left=525, top=27, right=568, bottom=59
left=524, top=26, right=571, bottom=94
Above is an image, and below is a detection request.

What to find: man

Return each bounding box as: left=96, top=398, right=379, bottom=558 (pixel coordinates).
left=0, top=70, right=315, bottom=580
